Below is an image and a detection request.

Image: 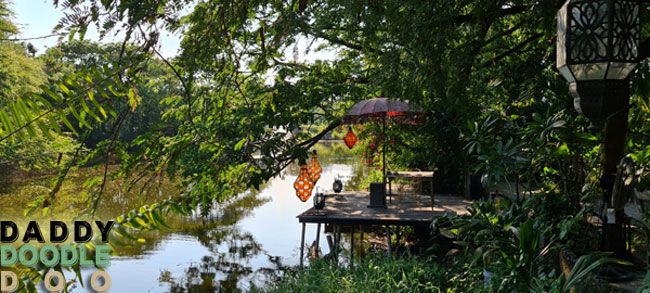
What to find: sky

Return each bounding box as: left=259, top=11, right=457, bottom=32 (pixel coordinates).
left=10, top=0, right=337, bottom=61
left=11, top=0, right=182, bottom=57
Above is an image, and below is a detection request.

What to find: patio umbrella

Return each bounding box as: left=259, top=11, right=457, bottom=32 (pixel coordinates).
left=343, top=97, right=425, bottom=184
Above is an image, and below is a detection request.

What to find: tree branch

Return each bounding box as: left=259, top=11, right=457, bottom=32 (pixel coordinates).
left=0, top=33, right=66, bottom=41
left=311, top=31, right=382, bottom=54
left=453, top=5, right=529, bottom=24
left=296, top=119, right=342, bottom=149
left=270, top=119, right=342, bottom=178
left=481, top=32, right=544, bottom=67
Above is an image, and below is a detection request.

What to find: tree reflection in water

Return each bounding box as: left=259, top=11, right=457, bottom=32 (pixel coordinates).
left=157, top=192, right=289, bottom=292
left=158, top=226, right=288, bottom=292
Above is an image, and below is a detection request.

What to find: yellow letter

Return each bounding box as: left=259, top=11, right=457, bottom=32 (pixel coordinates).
left=90, top=270, right=111, bottom=292
left=43, top=270, right=65, bottom=293
left=0, top=270, right=18, bottom=292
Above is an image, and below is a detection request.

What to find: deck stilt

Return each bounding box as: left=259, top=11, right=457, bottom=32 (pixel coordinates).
left=350, top=225, right=354, bottom=265
left=326, top=235, right=335, bottom=253
left=300, top=222, right=306, bottom=267
left=395, top=228, right=401, bottom=254
left=386, top=227, right=392, bottom=255
left=360, top=226, right=364, bottom=255
left=315, top=223, right=321, bottom=254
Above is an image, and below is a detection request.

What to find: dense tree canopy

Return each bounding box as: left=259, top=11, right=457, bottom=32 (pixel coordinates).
left=0, top=0, right=648, bottom=214
left=0, top=1, right=649, bottom=291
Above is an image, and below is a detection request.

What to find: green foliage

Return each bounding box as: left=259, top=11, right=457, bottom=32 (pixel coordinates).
left=0, top=0, right=631, bottom=220
left=266, top=255, right=449, bottom=293
left=433, top=197, right=622, bottom=292
left=0, top=42, right=47, bottom=102
left=39, top=41, right=179, bottom=146
left=0, top=0, right=16, bottom=39
left=0, top=132, right=78, bottom=172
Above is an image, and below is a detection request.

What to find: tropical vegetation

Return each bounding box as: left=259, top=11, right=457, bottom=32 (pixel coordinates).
left=0, top=0, right=649, bottom=292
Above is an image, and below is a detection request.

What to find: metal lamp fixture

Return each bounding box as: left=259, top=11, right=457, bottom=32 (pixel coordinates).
left=313, top=192, right=326, bottom=210
left=333, top=179, right=343, bottom=193
left=556, top=0, right=640, bottom=121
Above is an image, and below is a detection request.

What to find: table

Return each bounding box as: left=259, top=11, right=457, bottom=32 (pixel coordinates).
left=385, top=171, right=435, bottom=206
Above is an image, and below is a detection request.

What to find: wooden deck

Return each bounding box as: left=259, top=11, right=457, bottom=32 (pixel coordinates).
left=297, top=191, right=471, bottom=226
left=295, top=191, right=471, bottom=266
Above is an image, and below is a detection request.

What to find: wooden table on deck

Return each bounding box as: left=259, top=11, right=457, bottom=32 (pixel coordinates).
left=385, top=170, right=435, bottom=204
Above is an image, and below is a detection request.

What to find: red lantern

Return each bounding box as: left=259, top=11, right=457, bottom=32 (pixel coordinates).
left=343, top=127, right=357, bottom=149
left=294, top=163, right=315, bottom=202
left=307, top=150, right=322, bottom=183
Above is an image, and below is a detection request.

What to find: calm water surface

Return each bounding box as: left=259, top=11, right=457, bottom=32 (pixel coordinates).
left=0, top=144, right=364, bottom=292
left=97, top=145, right=361, bottom=292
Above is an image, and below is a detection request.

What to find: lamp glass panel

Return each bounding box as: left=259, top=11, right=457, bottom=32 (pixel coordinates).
left=569, top=1, right=609, bottom=63
left=605, top=62, right=637, bottom=79
left=558, top=65, right=575, bottom=82
left=570, top=62, right=608, bottom=80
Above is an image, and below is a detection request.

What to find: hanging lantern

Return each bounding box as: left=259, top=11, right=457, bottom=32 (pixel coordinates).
left=294, top=163, right=315, bottom=202
left=343, top=127, right=357, bottom=149
left=307, top=150, right=323, bottom=183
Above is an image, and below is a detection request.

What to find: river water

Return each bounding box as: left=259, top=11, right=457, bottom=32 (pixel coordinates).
left=109, top=153, right=359, bottom=292
left=0, top=143, right=365, bottom=292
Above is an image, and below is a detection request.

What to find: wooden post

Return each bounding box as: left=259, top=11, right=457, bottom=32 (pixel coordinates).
left=336, top=225, right=342, bottom=249
left=327, top=235, right=335, bottom=251
left=386, top=227, right=392, bottom=255
left=350, top=225, right=355, bottom=266
left=360, top=225, right=364, bottom=255
left=430, top=177, right=435, bottom=211
left=388, top=177, right=393, bottom=203
left=315, top=223, right=322, bottom=255
left=300, top=222, right=306, bottom=267
left=602, top=93, right=630, bottom=257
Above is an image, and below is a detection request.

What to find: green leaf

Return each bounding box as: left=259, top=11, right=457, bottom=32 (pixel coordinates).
left=127, top=88, right=140, bottom=112
left=554, top=143, right=570, bottom=156
left=234, top=138, right=247, bottom=151
left=87, top=91, right=108, bottom=118
left=58, top=112, right=78, bottom=135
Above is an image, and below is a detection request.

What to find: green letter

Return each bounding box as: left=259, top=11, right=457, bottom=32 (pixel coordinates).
left=60, top=244, right=78, bottom=267
left=0, top=245, right=17, bottom=267
left=79, top=245, right=94, bottom=267
left=18, top=245, right=38, bottom=267
left=39, top=245, right=60, bottom=267
left=94, top=245, right=111, bottom=268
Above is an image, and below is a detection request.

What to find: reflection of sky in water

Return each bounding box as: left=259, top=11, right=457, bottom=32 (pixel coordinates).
left=99, top=158, right=356, bottom=292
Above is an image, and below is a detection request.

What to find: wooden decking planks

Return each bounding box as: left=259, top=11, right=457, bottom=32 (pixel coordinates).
left=297, top=191, right=471, bottom=226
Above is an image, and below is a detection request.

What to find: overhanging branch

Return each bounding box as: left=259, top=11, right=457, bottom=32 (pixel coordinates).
left=481, top=32, right=544, bottom=67
left=270, top=119, right=342, bottom=178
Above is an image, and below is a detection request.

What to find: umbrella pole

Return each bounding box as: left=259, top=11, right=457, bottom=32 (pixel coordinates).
left=382, top=115, right=387, bottom=187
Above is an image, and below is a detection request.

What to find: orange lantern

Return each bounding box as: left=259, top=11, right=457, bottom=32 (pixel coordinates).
left=294, top=163, right=315, bottom=202
left=343, top=127, right=357, bottom=149
left=308, top=150, right=323, bottom=183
